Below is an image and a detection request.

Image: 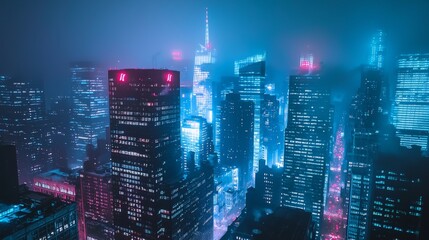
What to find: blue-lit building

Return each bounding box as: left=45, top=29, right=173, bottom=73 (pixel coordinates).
left=0, top=190, right=78, bottom=240
left=70, top=62, right=108, bottom=168
left=261, top=94, right=281, bottom=167
left=392, top=53, right=429, bottom=153
left=220, top=93, right=254, bottom=192
left=181, top=116, right=209, bottom=175
left=193, top=8, right=215, bottom=123
left=368, top=30, right=385, bottom=69
left=281, top=73, right=333, bottom=239
left=180, top=86, right=193, bottom=122
left=0, top=76, right=48, bottom=185
left=235, top=53, right=266, bottom=175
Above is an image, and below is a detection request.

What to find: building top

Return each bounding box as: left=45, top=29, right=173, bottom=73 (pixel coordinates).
left=34, top=169, right=76, bottom=184
left=0, top=190, right=74, bottom=238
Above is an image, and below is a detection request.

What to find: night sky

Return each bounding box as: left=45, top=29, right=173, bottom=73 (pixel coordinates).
left=1, top=0, right=429, bottom=98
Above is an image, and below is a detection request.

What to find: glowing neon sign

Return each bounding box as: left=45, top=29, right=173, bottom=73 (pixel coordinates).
left=119, top=73, right=126, bottom=82
left=166, top=73, right=172, bottom=82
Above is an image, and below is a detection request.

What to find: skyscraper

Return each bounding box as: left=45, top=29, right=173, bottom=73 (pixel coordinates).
left=193, top=8, right=215, bottom=122
left=368, top=30, right=385, bottom=69
left=220, top=93, right=254, bottom=191
left=370, top=144, right=428, bottom=240
left=181, top=116, right=209, bottom=175
left=281, top=73, right=333, bottom=239
left=235, top=53, right=266, bottom=175
left=70, top=62, right=109, bottom=168
left=392, top=53, right=429, bottom=153
left=261, top=94, right=281, bottom=167
left=0, top=145, right=19, bottom=203
left=109, top=69, right=181, bottom=239
left=345, top=69, right=383, bottom=240
left=0, top=76, right=48, bottom=184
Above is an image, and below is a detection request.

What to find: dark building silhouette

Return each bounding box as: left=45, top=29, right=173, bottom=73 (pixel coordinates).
left=281, top=73, right=333, bottom=239
left=345, top=68, right=384, bottom=240
left=254, top=159, right=282, bottom=208
left=221, top=187, right=314, bottom=240
left=370, top=143, right=428, bottom=240
left=47, top=96, right=73, bottom=170
left=220, top=93, right=254, bottom=191
left=109, top=69, right=181, bottom=239
left=0, top=145, right=19, bottom=203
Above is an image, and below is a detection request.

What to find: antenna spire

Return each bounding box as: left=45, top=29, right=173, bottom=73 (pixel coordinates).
left=205, top=7, right=210, bottom=49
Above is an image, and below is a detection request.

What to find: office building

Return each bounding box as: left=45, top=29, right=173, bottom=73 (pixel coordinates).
left=370, top=143, right=428, bottom=239
left=392, top=54, right=429, bottom=153
left=0, top=190, right=78, bottom=240
left=181, top=116, right=209, bottom=175
left=220, top=93, right=254, bottom=191
left=261, top=94, right=281, bottom=167
left=0, top=76, right=48, bottom=184
left=235, top=53, right=266, bottom=174
left=70, top=62, right=108, bottom=167
left=109, top=69, right=181, bottom=238
left=281, top=73, right=333, bottom=239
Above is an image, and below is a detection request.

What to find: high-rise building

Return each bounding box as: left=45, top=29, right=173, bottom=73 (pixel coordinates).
left=345, top=69, right=383, bottom=240
left=255, top=159, right=282, bottom=208
left=235, top=53, right=266, bottom=175
left=220, top=93, right=254, bottom=191
left=392, top=53, right=429, bottom=153
left=70, top=62, right=108, bottom=168
left=281, top=73, right=333, bottom=239
left=0, top=145, right=19, bottom=203
left=181, top=116, right=209, bottom=175
left=47, top=96, right=73, bottom=170
left=109, top=69, right=183, bottom=238
left=0, top=76, right=48, bottom=184
left=370, top=144, right=428, bottom=240
left=213, top=76, right=238, bottom=153
left=78, top=163, right=114, bottom=240
left=368, top=30, right=385, bottom=69
left=193, top=8, right=215, bottom=122
left=261, top=94, right=281, bottom=167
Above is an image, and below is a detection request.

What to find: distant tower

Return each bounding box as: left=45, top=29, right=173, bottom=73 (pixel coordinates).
left=235, top=53, right=266, bottom=175
left=181, top=116, right=209, bottom=175
left=392, top=54, right=429, bottom=153
left=193, top=8, right=215, bottom=123
left=368, top=30, right=385, bottom=69
left=70, top=62, right=108, bottom=168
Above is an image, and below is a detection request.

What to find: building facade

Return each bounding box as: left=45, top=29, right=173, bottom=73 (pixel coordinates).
left=235, top=53, right=266, bottom=175
left=181, top=116, right=209, bottom=175
left=70, top=62, right=109, bottom=168
left=392, top=53, right=429, bottom=153
left=281, top=74, right=333, bottom=239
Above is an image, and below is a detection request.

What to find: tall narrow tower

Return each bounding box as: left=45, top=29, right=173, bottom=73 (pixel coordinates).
left=192, top=8, right=215, bottom=123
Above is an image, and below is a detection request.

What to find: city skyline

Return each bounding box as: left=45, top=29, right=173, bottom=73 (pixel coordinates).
left=1, top=1, right=429, bottom=240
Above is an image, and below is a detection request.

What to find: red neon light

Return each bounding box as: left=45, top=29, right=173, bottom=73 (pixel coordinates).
left=166, top=73, right=172, bottom=82
left=119, top=73, right=126, bottom=82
